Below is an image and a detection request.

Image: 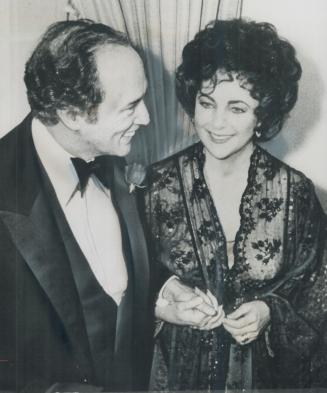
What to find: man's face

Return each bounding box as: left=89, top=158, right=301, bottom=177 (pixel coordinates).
left=77, top=45, right=149, bottom=158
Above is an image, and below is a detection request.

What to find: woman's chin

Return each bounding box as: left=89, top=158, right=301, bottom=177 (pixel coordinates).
left=203, top=141, right=254, bottom=162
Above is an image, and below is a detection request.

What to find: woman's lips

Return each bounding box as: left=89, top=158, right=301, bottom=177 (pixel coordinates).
left=207, top=131, right=233, bottom=143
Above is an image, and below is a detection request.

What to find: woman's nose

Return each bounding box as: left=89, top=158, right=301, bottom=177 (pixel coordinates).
left=211, top=109, right=227, bottom=130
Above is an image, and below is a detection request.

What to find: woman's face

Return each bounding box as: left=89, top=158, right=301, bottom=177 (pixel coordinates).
left=194, top=72, right=259, bottom=161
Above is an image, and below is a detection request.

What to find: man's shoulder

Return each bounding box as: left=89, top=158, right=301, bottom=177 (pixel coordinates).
left=0, top=114, right=39, bottom=209
left=0, top=115, right=33, bottom=182
left=0, top=114, right=33, bottom=155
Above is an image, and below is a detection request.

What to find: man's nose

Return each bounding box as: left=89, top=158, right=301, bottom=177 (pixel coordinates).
left=135, top=100, right=150, bottom=126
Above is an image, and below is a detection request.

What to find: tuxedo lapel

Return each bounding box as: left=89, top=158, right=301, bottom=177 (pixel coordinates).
left=104, top=159, right=150, bottom=389
left=112, top=160, right=149, bottom=310
left=0, top=115, right=150, bottom=389
left=0, top=190, right=94, bottom=378
left=0, top=116, right=94, bottom=379
left=40, top=166, right=119, bottom=388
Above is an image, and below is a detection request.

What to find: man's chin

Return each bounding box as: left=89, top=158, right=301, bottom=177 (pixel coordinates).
left=114, top=143, right=132, bottom=157
left=97, top=142, right=131, bottom=157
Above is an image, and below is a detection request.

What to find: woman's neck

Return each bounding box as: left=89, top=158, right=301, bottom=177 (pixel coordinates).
left=204, top=142, right=254, bottom=179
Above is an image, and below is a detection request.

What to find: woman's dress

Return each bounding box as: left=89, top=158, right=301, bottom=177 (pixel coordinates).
left=144, top=142, right=327, bottom=390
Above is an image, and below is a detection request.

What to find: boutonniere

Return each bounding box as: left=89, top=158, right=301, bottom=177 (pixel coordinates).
left=124, top=163, right=147, bottom=194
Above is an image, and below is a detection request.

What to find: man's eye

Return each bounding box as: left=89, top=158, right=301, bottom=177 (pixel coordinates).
left=230, top=106, right=247, bottom=114
left=125, top=105, right=136, bottom=112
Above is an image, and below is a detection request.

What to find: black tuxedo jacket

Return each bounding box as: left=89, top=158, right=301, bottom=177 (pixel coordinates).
left=0, top=115, right=152, bottom=392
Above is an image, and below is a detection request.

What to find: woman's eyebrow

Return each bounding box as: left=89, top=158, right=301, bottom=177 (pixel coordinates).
left=198, top=92, right=215, bottom=102
left=229, top=100, right=250, bottom=108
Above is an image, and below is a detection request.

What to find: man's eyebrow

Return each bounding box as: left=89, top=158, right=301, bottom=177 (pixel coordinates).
left=125, top=87, right=147, bottom=108
left=127, top=96, right=143, bottom=107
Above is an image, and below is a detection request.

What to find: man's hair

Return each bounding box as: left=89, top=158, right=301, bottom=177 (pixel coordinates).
left=24, top=19, right=131, bottom=125
left=176, top=19, right=302, bottom=141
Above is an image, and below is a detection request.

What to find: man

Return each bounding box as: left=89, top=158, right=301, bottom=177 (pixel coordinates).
left=0, top=19, right=151, bottom=392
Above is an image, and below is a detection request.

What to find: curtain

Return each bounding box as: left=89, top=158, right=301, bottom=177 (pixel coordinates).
left=0, top=0, right=67, bottom=135
left=69, top=0, right=243, bottom=164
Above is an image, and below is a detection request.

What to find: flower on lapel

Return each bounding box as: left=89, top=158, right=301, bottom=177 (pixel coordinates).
left=124, top=163, right=147, bottom=193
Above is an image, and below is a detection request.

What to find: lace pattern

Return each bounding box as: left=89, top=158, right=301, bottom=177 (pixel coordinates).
left=145, top=142, right=327, bottom=389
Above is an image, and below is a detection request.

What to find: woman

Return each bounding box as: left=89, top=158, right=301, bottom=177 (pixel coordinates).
left=144, top=19, right=327, bottom=390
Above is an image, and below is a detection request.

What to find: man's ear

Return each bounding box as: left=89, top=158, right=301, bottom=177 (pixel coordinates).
left=57, top=109, right=83, bottom=131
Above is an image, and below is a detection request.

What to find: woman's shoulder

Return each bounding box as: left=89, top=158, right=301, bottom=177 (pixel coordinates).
left=147, top=142, right=199, bottom=185
left=257, top=145, right=312, bottom=182
left=257, top=145, right=315, bottom=193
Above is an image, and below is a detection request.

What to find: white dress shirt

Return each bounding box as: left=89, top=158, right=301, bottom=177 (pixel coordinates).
left=32, top=118, right=128, bottom=305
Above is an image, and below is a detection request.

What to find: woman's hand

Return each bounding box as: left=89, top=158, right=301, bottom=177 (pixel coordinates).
left=223, top=300, right=270, bottom=345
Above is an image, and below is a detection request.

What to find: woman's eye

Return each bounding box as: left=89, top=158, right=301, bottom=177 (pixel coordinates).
left=199, top=100, right=214, bottom=109
left=230, top=106, right=247, bottom=114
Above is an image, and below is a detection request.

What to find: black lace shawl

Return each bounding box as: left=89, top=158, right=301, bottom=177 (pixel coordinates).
left=144, top=142, right=327, bottom=390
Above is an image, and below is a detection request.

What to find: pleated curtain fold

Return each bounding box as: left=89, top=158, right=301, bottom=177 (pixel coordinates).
left=70, top=0, right=242, bottom=164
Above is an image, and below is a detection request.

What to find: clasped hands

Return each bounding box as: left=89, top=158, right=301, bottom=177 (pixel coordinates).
left=155, top=278, right=270, bottom=345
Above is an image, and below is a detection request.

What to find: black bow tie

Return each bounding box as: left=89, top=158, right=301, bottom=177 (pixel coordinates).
left=71, top=156, right=114, bottom=195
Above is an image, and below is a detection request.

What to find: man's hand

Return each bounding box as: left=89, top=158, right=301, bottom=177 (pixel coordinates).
left=155, top=278, right=224, bottom=328
left=194, top=287, right=225, bottom=330
left=223, top=300, right=270, bottom=345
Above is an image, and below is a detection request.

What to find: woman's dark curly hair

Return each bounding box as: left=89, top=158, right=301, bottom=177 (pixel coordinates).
left=176, top=19, right=302, bottom=141
left=24, top=19, right=131, bottom=126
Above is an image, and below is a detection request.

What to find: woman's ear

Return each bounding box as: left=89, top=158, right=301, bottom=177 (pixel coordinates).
left=57, top=109, right=82, bottom=131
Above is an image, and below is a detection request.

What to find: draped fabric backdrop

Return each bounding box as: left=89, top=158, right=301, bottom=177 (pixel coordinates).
left=1, top=0, right=326, bottom=209
left=68, top=0, right=242, bottom=164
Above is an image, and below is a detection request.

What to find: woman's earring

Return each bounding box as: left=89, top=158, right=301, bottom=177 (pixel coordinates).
left=254, top=123, right=262, bottom=139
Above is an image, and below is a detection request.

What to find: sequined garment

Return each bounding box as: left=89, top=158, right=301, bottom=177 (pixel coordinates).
left=144, top=142, right=327, bottom=390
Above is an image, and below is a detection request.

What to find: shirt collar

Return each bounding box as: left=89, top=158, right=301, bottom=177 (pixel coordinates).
left=32, top=118, right=79, bottom=205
